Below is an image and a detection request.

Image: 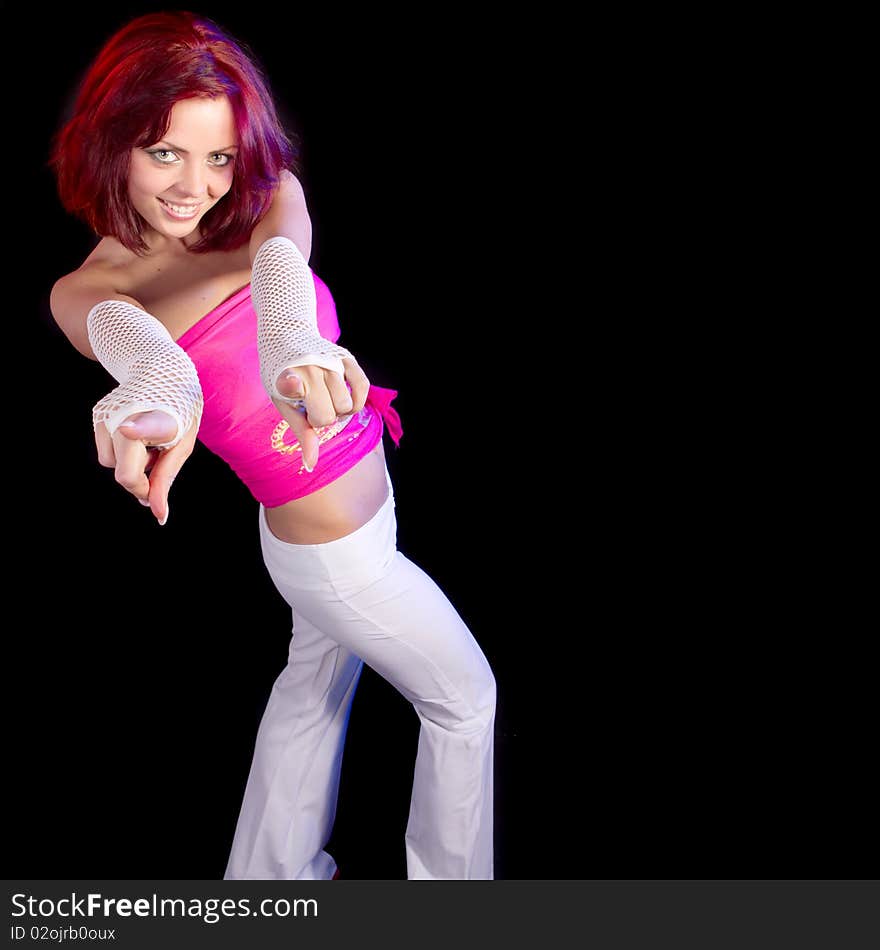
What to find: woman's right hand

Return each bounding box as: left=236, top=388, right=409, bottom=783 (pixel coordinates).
left=94, top=410, right=197, bottom=525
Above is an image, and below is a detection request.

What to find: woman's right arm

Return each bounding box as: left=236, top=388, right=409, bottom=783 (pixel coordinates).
left=50, top=270, right=143, bottom=361
left=50, top=271, right=202, bottom=525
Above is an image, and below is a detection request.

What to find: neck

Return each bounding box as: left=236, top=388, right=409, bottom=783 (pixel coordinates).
left=145, top=228, right=202, bottom=255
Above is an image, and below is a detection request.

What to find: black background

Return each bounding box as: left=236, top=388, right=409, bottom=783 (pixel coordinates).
left=4, top=1, right=874, bottom=884
left=6, top=1, right=574, bottom=882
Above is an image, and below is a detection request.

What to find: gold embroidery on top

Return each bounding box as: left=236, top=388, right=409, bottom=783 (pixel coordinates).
left=270, top=413, right=355, bottom=456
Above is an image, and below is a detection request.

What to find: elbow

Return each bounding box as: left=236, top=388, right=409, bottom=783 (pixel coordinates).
left=49, top=279, right=99, bottom=362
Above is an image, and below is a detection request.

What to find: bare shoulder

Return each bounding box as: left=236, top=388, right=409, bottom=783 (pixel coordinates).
left=50, top=249, right=144, bottom=361
left=275, top=169, right=308, bottom=205
left=270, top=170, right=308, bottom=217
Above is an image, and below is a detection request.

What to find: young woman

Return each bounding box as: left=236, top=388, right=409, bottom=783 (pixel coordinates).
left=48, top=10, right=496, bottom=880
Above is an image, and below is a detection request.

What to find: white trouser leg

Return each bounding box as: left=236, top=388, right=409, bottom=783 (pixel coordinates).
left=223, top=612, right=363, bottom=880
left=226, top=468, right=496, bottom=880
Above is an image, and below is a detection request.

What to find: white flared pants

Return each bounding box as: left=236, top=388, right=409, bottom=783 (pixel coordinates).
left=223, top=466, right=496, bottom=880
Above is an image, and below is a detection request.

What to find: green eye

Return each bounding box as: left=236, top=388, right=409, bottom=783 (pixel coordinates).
left=145, top=149, right=234, bottom=166
left=147, top=149, right=176, bottom=163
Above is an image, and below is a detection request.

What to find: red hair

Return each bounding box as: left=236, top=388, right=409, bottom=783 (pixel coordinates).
left=48, top=10, right=297, bottom=256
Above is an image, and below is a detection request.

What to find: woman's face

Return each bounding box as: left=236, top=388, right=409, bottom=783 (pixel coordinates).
left=128, top=95, right=238, bottom=247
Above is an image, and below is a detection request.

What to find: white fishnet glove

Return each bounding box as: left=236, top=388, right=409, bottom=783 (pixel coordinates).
left=251, top=236, right=352, bottom=406
left=87, top=300, right=204, bottom=450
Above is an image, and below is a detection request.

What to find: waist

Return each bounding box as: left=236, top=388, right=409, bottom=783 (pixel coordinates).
left=262, top=440, right=390, bottom=544
left=199, top=402, right=383, bottom=506
left=192, top=374, right=402, bottom=506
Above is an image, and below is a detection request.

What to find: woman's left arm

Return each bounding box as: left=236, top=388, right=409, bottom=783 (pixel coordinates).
left=249, top=169, right=312, bottom=263
left=249, top=171, right=369, bottom=471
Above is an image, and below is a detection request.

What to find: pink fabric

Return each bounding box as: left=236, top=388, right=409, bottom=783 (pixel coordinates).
left=175, top=275, right=402, bottom=507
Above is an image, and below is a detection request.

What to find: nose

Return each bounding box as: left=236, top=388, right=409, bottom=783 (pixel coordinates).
left=176, top=160, right=209, bottom=200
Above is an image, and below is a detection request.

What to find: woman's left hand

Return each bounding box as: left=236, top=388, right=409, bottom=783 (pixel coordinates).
left=271, top=356, right=370, bottom=471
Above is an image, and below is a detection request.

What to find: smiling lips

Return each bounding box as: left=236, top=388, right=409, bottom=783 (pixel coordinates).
left=158, top=197, right=202, bottom=218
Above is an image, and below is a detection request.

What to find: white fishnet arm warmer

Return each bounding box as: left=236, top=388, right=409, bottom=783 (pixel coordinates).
left=251, top=236, right=352, bottom=404
left=87, top=300, right=204, bottom=450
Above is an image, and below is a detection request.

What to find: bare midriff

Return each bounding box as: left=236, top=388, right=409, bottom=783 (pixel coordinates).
left=263, top=439, right=389, bottom=544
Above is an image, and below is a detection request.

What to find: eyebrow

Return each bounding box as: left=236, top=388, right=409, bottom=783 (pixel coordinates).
left=156, top=141, right=239, bottom=154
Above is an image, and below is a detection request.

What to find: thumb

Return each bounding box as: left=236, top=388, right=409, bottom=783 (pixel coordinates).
left=117, top=410, right=179, bottom=446
left=276, top=370, right=305, bottom=400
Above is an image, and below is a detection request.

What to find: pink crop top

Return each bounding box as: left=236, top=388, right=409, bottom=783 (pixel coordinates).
left=175, top=274, right=402, bottom=507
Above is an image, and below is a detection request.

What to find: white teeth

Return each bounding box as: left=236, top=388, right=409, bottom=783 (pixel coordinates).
left=160, top=198, right=200, bottom=216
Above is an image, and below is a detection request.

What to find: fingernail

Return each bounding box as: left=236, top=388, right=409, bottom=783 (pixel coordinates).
left=139, top=498, right=150, bottom=507
left=304, top=459, right=315, bottom=473
left=159, top=504, right=169, bottom=526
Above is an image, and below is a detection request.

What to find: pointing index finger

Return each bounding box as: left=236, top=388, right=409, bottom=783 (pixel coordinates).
left=274, top=397, right=320, bottom=472
left=111, top=428, right=150, bottom=498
